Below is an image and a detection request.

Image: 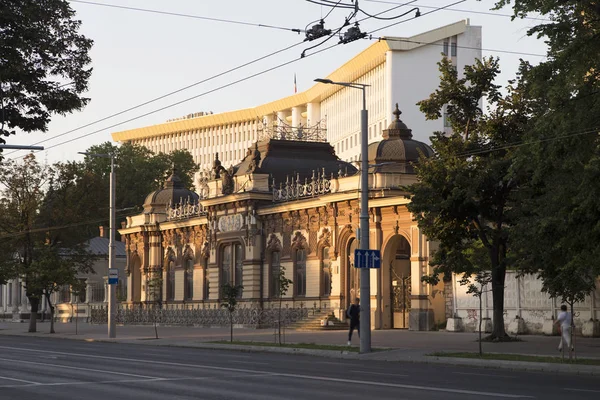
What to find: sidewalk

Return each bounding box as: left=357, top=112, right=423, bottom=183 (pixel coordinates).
left=2, top=321, right=599, bottom=374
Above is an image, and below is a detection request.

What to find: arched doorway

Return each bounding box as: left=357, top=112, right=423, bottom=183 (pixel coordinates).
left=382, top=235, right=411, bottom=329
left=346, top=238, right=359, bottom=307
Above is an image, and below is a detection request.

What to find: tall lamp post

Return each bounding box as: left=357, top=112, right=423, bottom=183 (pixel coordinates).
left=79, top=151, right=117, bottom=339
left=314, top=78, right=371, bottom=353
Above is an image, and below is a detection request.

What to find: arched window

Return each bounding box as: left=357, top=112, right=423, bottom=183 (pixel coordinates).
left=166, top=260, right=175, bottom=302
left=270, top=251, right=281, bottom=297
left=221, top=243, right=243, bottom=298
left=321, top=247, right=331, bottom=297
left=184, top=258, right=194, bottom=301
left=295, top=249, right=306, bottom=296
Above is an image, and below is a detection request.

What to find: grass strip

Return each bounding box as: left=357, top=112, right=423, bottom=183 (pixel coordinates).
left=429, top=352, right=600, bottom=366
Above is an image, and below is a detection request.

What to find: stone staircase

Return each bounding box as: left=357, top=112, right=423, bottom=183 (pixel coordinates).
left=286, top=310, right=348, bottom=331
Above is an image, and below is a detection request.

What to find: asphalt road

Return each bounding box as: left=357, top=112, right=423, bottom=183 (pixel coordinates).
left=0, top=336, right=597, bottom=400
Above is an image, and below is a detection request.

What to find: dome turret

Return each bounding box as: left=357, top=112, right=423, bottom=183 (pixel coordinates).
left=143, top=167, right=199, bottom=213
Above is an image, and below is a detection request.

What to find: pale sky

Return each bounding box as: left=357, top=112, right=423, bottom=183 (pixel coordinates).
left=6, top=0, right=547, bottom=164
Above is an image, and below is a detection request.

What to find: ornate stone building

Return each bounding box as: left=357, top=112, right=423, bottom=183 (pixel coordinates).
left=119, top=107, right=446, bottom=330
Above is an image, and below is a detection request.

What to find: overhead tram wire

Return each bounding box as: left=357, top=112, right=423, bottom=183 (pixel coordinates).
left=70, top=0, right=303, bottom=33
left=8, top=0, right=486, bottom=159
left=7, top=0, right=426, bottom=158
left=363, top=0, right=549, bottom=21
left=378, top=36, right=546, bottom=58
left=8, top=0, right=415, bottom=157
left=4, top=40, right=305, bottom=157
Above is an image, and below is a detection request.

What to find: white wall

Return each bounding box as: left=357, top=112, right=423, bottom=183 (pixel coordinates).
left=454, top=271, right=600, bottom=334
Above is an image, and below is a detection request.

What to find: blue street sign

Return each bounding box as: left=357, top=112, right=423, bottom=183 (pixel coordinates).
left=354, top=249, right=381, bottom=269
left=108, top=268, right=119, bottom=285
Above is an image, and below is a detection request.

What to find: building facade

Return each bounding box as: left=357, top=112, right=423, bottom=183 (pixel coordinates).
left=0, top=228, right=127, bottom=322
left=111, top=20, right=481, bottom=170
left=118, top=108, right=447, bottom=330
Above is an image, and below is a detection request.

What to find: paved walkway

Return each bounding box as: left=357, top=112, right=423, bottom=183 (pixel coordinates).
left=2, top=320, right=599, bottom=360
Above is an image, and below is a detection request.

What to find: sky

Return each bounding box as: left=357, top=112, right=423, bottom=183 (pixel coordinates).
left=5, top=0, right=548, bottom=164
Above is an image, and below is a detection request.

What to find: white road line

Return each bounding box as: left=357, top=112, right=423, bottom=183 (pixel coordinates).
left=351, top=370, right=409, bottom=377
left=0, top=372, right=276, bottom=389
left=565, top=388, right=600, bottom=394
left=0, top=375, right=41, bottom=385
left=267, top=372, right=534, bottom=398
left=453, top=372, right=513, bottom=378
left=0, top=346, right=533, bottom=398
left=235, top=361, right=270, bottom=365
left=0, top=357, right=159, bottom=379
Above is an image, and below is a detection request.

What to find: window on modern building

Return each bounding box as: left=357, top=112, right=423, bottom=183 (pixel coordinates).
left=443, top=40, right=449, bottom=56
left=270, top=251, right=281, bottom=297
left=221, top=243, right=243, bottom=298
left=451, top=42, right=457, bottom=57
left=184, top=258, right=194, bottom=301
left=322, top=247, right=331, bottom=296
left=295, top=249, right=306, bottom=296
left=166, top=260, right=175, bottom=301
left=443, top=112, right=452, bottom=128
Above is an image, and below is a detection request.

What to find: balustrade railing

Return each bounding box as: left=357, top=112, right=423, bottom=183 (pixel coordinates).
left=272, top=168, right=332, bottom=202
left=90, top=304, right=309, bottom=328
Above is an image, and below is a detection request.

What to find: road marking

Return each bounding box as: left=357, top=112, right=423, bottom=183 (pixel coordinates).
left=235, top=361, right=270, bottom=365
left=0, top=346, right=533, bottom=398
left=351, top=370, right=408, bottom=377
left=565, top=388, right=600, bottom=394
left=0, top=357, right=159, bottom=379
left=0, top=375, right=41, bottom=385
left=453, top=372, right=513, bottom=378
left=0, top=372, right=276, bottom=388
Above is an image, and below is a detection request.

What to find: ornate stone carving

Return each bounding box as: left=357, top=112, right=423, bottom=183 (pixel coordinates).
left=247, top=142, right=261, bottom=173
left=221, top=166, right=234, bottom=195
left=318, top=227, right=332, bottom=248
left=291, top=231, right=308, bottom=252
left=266, top=234, right=282, bottom=252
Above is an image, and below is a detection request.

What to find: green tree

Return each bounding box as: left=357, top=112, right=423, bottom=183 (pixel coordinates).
left=495, top=1, right=600, bottom=310
left=0, top=0, right=92, bottom=156
left=146, top=273, right=163, bottom=339
left=406, top=57, right=531, bottom=340
left=220, top=283, right=243, bottom=343
left=275, top=266, right=293, bottom=345
left=0, top=154, right=49, bottom=331
left=25, top=244, right=94, bottom=334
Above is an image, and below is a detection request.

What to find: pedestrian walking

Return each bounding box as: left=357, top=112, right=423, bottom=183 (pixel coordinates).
left=346, top=297, right=360, bottom=346
left=555, top=304, right=573, bottom=353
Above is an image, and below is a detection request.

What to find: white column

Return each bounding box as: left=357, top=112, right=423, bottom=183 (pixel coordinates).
left=307, top=102, right=321, bottom=126
left=19, top=281, right=28, bottom=313
left=85, top=279, right=92, bottom=303
left=11, top=281, right=19, bottom=314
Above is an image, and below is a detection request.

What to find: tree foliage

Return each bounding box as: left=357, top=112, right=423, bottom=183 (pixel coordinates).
left=220, top=283, right=243, bottom=343
left=495, top=0, right=600, bottom=303
left=406, top=57, right=531, bottom=339
left=0, top=0, right=93, bottom=153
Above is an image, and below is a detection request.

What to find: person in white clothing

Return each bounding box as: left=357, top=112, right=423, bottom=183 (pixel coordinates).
left=555, top=304, right=573, bottom=352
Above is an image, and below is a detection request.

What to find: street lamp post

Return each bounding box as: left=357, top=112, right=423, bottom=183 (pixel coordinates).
left=315, top=78, right=371, bottom=353
left=79, top=151, right=116, bottom=339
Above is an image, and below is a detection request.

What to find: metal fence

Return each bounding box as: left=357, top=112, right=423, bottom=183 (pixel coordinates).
left=90, top=303, right=309, bottom=328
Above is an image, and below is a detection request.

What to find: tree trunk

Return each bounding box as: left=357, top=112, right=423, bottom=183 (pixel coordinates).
left=45, top=292, right=55, bottom=334
left=491, top=263, right=508, bottom=339
left=28, top=296, right=39, bottom=333
left=230, top=313, right=233, bottom=343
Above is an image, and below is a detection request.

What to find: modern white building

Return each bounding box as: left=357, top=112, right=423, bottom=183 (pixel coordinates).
left=112, top=20, right=481, bottom=170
